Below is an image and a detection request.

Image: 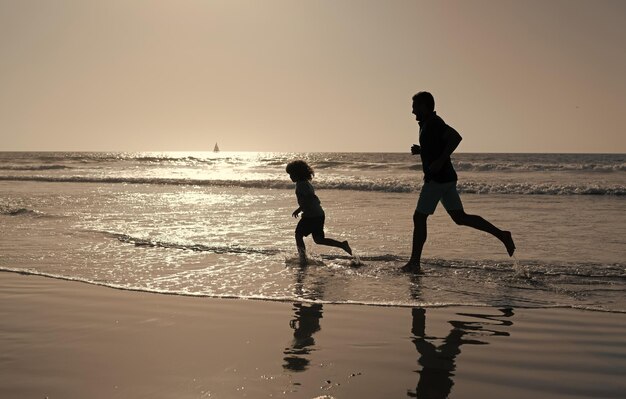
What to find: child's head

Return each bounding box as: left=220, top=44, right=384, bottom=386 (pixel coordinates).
left=286, top=160, right=314, bottom=182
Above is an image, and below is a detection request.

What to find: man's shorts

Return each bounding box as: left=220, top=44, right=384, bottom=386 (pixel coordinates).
left=296, top=216, right=325, bottom=238
left=415, top=181, right=464, bottom=215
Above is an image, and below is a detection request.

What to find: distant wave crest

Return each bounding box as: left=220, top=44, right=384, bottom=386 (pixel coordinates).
left=0, top=164, right=71, bottom=171
left=2, top=153, right=624, bottom=173
left=1, top=175, right=625, bottom=195
left=452, top=161, right=626, bottom=173
left=456, top=181, right=626, bottom=196
left=0, top=206, right=48, bottom=217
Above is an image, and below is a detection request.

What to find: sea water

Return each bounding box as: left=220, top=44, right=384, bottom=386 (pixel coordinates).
left=1, top=152, right=624, bottom=312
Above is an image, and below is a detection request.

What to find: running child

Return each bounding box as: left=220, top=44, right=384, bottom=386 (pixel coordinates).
left=286, top=160, right=352, bottom=264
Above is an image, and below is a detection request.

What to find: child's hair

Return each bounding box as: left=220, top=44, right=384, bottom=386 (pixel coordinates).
left=286, top=160, right=314, bottom=181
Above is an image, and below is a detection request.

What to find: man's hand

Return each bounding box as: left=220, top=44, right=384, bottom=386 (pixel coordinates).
left=411, top=144, right=421, bottom=155
left=292, top=209, right=301, bottom=218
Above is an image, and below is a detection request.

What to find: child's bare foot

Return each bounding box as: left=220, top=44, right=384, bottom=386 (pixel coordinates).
left=342, top=241, right=352, bottom=256
left=401, top=261, right=421, bottom=273
left=501, top=231, right=516, bottom=256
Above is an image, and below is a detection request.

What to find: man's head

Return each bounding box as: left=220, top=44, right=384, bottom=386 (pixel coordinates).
left=412, top=91, right=435, bottom=122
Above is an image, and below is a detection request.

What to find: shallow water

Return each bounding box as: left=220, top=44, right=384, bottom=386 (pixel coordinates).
left=1, top=152, right=625, bottom=312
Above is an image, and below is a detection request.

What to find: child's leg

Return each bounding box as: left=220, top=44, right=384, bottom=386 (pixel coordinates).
left=312, top=234, right=352, bottom=255
left=295, top=232, right=307, bottom=264
left=296, top=232, right=305, bottom=250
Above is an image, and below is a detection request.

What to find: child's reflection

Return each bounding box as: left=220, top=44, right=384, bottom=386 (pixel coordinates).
left=283, top=266, right=325, bottom=372
left=283, top=302, right=323, bottom=371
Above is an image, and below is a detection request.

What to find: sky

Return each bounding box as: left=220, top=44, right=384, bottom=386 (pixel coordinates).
left=1, top=0, right=625, bottom=153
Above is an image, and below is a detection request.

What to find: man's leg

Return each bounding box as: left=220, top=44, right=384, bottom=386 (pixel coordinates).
left=402, top=211, right=428, bottom=272
left=403, top=182, right=440, bottom=273
left=447, top=210, right=515, bottom=256
left=442, top=182, right=515, bottom=257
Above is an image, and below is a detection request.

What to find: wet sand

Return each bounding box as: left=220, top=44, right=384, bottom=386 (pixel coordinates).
left=1, top=271, right=625, bottom=398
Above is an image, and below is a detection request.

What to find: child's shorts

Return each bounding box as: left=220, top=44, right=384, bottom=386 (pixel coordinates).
left=296, top=216, right=325, bottom=238
left=416, top=181, right=464, bottom=215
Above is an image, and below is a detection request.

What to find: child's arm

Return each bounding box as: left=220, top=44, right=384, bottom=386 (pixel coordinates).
left=292, top=206, right=302, bottom=218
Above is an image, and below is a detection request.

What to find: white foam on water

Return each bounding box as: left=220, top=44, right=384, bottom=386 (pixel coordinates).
left=1, top=174, right=624, bottom=195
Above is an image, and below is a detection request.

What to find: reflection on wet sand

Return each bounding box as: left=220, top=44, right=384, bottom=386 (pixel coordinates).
left=283, top=266, right=325, bottom=372
left=283, top=302, right=323, bottom=372
left=408, top=307, right=514, bottom=398
left=282, top=267, right=515, bottom=395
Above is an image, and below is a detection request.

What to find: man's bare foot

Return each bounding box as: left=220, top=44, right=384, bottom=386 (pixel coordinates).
left=401, top=261, right=421, bottom=273
left=501, top=231, right=516, bottom=256
left=342, top=241, right=353, bottom=256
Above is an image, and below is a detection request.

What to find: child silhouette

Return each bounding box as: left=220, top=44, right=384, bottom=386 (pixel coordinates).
left=286, top=160, right=352, bottom=265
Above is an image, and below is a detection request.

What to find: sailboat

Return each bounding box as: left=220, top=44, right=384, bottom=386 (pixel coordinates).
left=213, top=142, right=220, bottom=152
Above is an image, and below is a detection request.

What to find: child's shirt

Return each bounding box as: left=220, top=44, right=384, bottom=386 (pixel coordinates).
left=295, top=181, right=325, bottom=218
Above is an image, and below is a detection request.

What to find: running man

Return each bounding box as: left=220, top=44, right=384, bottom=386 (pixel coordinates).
left=403, top=91, right=515, bottom=273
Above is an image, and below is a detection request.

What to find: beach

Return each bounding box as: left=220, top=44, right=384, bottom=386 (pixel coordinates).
left=3, top=0, right=626, bottom=395
left=2, top=271, right=625, bottom=398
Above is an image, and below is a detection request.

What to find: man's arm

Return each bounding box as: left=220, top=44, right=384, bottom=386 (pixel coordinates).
left=441, top=125, right=463, bottom=156
left=429, top=126, right=462, bottom=173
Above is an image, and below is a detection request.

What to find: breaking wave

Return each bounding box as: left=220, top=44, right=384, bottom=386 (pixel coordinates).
left=451, top=161, right=626, bottom=173
left=0, top=206, right=49, bottom=217
left=1, top=175, right=625, bottom=195
left=0, top=164, right=71, bottom=171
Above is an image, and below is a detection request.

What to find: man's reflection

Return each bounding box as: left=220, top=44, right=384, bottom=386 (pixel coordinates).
left=408, top=307, right=514, bottom=398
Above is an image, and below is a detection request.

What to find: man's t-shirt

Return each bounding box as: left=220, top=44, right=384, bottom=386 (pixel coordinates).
left=296, top=181, right=325, bottom=218
left=419, top=112, right=458, bottom=183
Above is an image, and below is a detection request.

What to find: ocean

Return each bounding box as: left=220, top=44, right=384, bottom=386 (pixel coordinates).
left=1, top=152, right=624, bottom=312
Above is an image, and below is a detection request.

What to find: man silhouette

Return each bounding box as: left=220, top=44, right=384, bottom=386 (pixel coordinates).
left=403, top=91, right=515, bottom=272
left=407, top=307, right=514, bottom=398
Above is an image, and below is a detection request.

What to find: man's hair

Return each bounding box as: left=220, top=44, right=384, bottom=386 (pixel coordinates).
left=412, top=91, right=435, bottom=112
left=286, top=160, right=314, bottom=181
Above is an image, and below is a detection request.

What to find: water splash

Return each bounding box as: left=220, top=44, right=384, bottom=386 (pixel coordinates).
left=284, top=254, right=326, bottom=267
left=512, top=255, right=532, bottom=279
left=350, top=254, right=364, bottom=267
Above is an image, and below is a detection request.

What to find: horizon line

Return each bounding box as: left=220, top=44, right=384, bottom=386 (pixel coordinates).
left=1, top=150, right=625, bottom=155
